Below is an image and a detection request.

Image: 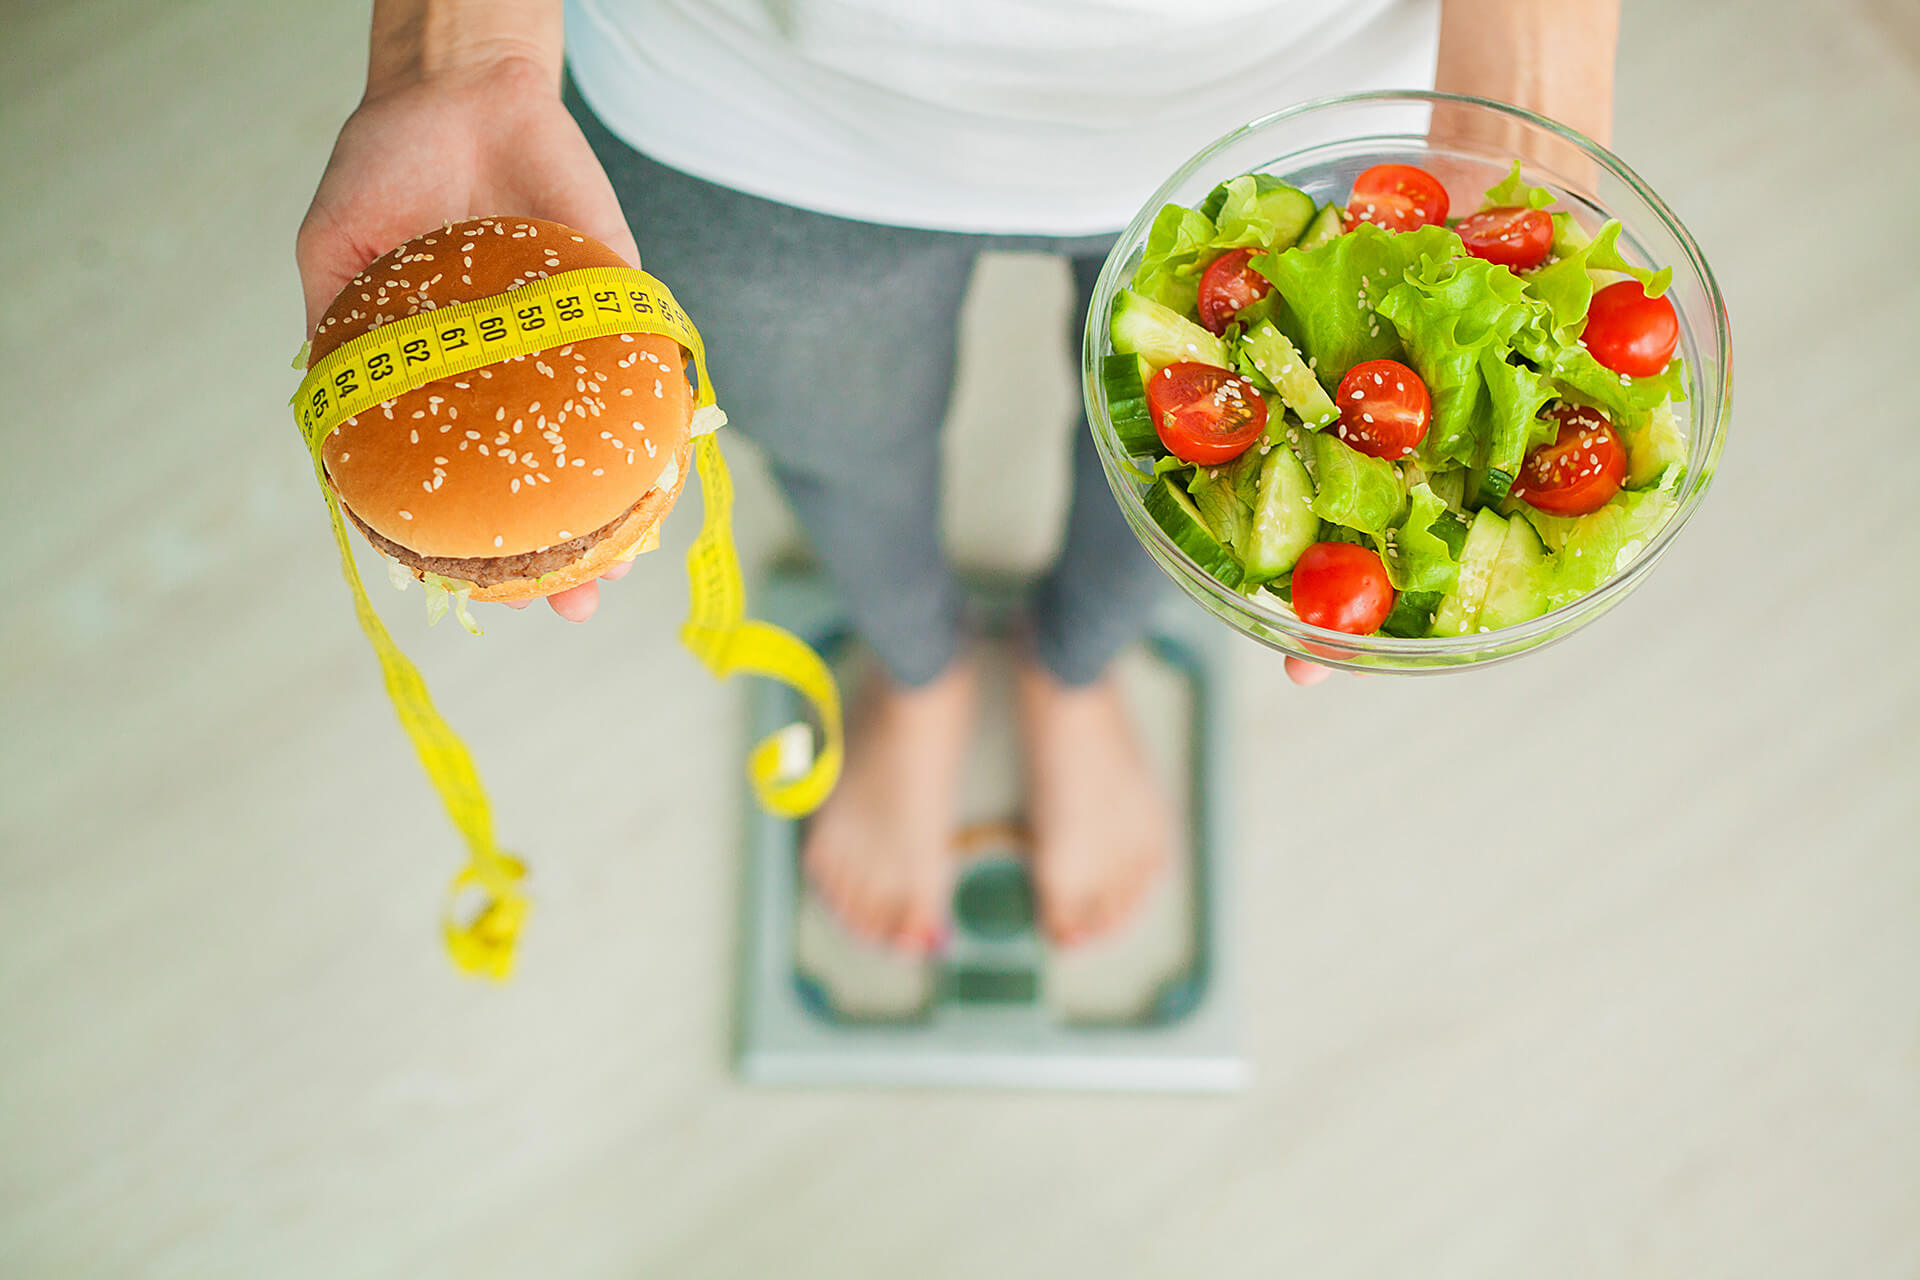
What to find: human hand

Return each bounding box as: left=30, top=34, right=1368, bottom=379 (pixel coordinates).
left=296, top=51, right=640, bottom=623
left=1284, top=655, right=1334, bottom=686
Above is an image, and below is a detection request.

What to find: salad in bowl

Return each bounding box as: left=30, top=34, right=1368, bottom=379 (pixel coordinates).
left=1085, top=92, right=1729, bottom=673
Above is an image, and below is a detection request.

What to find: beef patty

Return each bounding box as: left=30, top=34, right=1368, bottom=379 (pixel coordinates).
left=345, top=490, right=652, bottom=588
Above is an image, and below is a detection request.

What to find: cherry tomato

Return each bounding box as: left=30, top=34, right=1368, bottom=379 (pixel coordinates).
left=1582, top=280, right=1679, bottom=377
left=1347, top=163, right=1450, bottom=232
left=1511, top=404, right=1628, bottom=516
left=1146, top=362, right=1268, bottom=465
left=1290, top=542, right=1396, bottom=635
left=1334, top=359, right=1431, bottom=459
left=1196, top=248, right=1274, bottom=336
left=1454, top=205, right=1554, bottom=270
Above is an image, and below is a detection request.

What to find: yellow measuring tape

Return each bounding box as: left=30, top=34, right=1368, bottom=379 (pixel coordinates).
left=293, top=265, right=842, bottom=979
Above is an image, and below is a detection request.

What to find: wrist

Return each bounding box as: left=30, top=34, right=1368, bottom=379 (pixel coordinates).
left=365, top=0, right=564, bottom=101
left=1434, top=0, right=1618, bottom=146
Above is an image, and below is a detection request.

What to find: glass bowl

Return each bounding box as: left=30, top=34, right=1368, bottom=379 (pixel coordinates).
left=1082, top=90, right=1731, bottom=674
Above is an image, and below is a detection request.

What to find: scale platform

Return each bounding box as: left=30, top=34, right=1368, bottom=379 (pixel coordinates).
left=735, top=572, right=1245, bottom=1091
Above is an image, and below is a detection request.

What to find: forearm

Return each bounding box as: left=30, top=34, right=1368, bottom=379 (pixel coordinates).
left=366, top=0, right=564, bottom=98
left=1435, top=0, right=1619, bottom=146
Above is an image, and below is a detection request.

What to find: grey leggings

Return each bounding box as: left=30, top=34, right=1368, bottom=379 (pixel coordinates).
left=567, top=77, right=1168, bottom=686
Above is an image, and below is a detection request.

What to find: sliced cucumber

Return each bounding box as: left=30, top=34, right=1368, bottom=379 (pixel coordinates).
left=1295, top=202, right=1345, bottom=250
left=1145, top=474, right=1245, bottom=589
left=1213, top=176, right=1317, bottom=252
left=1240, top=439, right=1319, bottom=582
left=1239, top=319, right=1339, bottom=428
left=1379, top=589, right=1443, bottom=638
left=1430, top=508, right=1510, bottom=636
left=1111, top=289, right=1228, bottom=368
left=1624, top=400, right=1687, bottom=491
left=1232, top=344, right=1274, bottom=394
left=1427, top=508, right=1470, bottom=559
left=1102, top=352, right=1158, bottom=455
left=1478, top=513, right=1551, bottom=630
left=1480, top=467, right=1516, bottom=504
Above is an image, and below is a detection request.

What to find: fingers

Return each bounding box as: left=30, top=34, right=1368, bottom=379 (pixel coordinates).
left=495, top=562, right=628, bottom=620
left=544, top=578, right=600, bottom=622
left=1285, top=656, right=1334, bottom=686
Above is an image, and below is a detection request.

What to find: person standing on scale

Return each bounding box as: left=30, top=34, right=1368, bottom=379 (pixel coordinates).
left=298, top=0, right=1620, bottom=951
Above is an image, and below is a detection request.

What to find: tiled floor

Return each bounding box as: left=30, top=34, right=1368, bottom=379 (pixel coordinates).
left=2, top=1, right=1915, bottom=1276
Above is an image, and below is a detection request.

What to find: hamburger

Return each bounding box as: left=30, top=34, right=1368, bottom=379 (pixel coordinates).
left=306, top=216, right=696, bottom=603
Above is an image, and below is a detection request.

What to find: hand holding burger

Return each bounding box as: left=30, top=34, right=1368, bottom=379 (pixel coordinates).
left=295, top=5, right=640, bottom=620
left=307, top=217, right=697, bottom=609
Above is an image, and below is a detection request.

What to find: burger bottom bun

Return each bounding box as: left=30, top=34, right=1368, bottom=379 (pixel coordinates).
left=371, top=437, right=693, bottom=604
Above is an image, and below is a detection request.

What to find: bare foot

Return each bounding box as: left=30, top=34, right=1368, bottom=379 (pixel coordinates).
left=801, top=658, right=976, bottom=952
left=1016, top=660, right=1173, bottom=946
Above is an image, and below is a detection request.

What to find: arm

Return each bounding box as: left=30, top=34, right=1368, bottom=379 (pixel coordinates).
left=364, top=0, right=564, bottom=100
left=1287, top=0, right=1619, bottom=687
left=297, top=0, right=640, bottom=620
left=1433, top=0, right=1620, bottom=172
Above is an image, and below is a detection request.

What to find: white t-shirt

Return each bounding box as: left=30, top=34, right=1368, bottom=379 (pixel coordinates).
left=566, top=0, right=1440, bottom=236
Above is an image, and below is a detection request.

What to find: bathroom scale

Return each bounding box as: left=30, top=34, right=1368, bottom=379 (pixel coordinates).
left=734, top=571, right=1246, bottom=1091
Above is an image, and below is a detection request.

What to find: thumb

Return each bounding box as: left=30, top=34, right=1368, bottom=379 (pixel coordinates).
left=593, top=217, right=642, bottom=272
left=527, top=129, right=643, bottom=269
left=545, top=186, right=640, bottom=270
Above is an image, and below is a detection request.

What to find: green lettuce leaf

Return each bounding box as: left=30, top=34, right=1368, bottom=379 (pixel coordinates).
left=1526, top=219, right=1674, bottom=339
left=1123, top=452, right=1195, bottom=484
left=1307, top=432, right=1405, bottom=537
left=1548, top=345, right=1688, bottom=430
left=1211, top=175, right=1313, bottom=251
left=1522, top=487, right=1677, bottom=607
left=1378, top=482, right=1462, bottom=594
left=1130, top=203, right=1216, bottom=314
left=1227, top=447, right=1265, bottom=510
left=1252, top=223, right=1463, bottom=389
left=1373, top=249, right=1548, bottom=466
left=1481, top=161, right=1557, bottom=211
left=1480, top=349, right=1559, bottom=478
left=1187, top=462, right=1253, bottom=550
left=421, top=572, right=483, bottom=635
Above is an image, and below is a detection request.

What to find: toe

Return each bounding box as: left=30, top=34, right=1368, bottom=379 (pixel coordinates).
left=896, top=889, right=945, bottom=953
left=1102, top=871, right=1150, bottom=936
left=803, top=833, right=865, bottom=937
left=865, top=891, right=909, bottom=950
left=1037, top=889, right=1076, bottom=945
left=835, top=869, right=880, bottom=942
left=1051, top=888, right=1098, bottom=947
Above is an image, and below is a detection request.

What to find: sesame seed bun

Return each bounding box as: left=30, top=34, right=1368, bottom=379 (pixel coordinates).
left=308, top=216, right=693, bottom=601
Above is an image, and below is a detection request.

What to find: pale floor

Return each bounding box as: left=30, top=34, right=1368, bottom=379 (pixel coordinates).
left=3, top=0, right=1917, bottom=1275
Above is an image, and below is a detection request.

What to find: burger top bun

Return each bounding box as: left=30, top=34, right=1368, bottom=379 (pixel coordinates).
left=308, top=216, right=692, bottom=561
